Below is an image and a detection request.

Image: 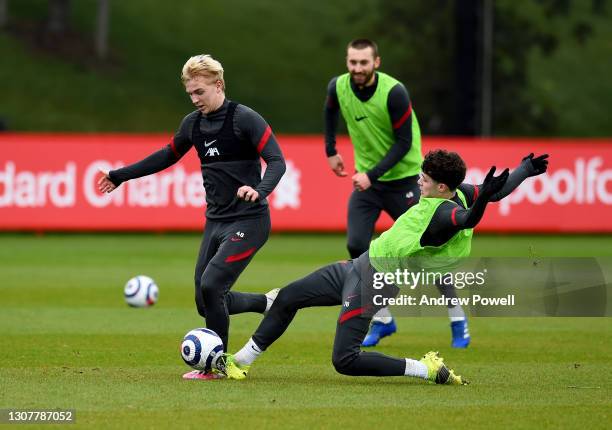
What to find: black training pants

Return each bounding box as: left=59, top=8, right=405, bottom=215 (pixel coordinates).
left=252, top=253, right=406, bottom=376
left=194, top=214, right=270, bottom=349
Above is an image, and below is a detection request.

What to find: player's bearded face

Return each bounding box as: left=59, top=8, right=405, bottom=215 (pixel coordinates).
left=346, top=47, right=380, bottom=87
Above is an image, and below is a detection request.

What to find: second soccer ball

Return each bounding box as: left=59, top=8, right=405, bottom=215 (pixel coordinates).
left=124, top=275, right=159, bottom=307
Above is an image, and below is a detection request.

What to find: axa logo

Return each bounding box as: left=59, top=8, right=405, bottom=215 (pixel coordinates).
left=205, top=147, right=220, bottom=157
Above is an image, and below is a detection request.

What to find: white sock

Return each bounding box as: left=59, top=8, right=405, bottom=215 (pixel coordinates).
left=448, top=305, right=466, bottom=322
left=234, top=337, right=262, bottom=366
left=372, top=307, right=393, bottom=324
left=404, top=358, right=429, bottom=379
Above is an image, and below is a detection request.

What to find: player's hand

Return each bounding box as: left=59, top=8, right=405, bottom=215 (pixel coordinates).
left=327, top=154, right=348, bottom=177
left=237, top=185, right=260, bottom=202
left=479, top=166, right=510, bottom=199
left=352, top=172, right=372, bottom=191
left=97, top=169, right=117, bottom=193
left=521, top=153, right=549, bottom=176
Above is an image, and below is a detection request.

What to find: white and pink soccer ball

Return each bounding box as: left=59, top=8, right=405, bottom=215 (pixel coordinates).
left=180, top=328, right=224, bottom=371
left=123, top=275, right=159, bottom=307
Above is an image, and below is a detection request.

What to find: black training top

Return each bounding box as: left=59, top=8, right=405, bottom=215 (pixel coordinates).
left=109, top=99, right=286, bottom=220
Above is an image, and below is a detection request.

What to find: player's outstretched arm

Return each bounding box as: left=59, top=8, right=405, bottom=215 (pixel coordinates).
left=98, top=146, right=178, bottom=193
left=99, top=140, right=191, bottom=192
left=454, top=166, right=509, bottom=229
left=101, top=117, right=195, bottom=192
left=488, top=153, right=549, bottom=202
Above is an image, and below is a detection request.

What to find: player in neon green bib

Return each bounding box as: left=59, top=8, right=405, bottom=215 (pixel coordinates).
left=325, top=39, right=423, bottom=257
left=324, top=39, right=429, bottom=346
left=221, top=150, right=549, bottom=384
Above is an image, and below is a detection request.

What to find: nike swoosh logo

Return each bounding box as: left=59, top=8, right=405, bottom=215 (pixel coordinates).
left=355, top=116, right=367, bottom=122
left=204, top=139, right=217, bottom=147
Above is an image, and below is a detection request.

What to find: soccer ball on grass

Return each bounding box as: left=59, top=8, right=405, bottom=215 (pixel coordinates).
left=180, top=328, right=224, bottom=371
left=124, top=275, right=159, bottom=307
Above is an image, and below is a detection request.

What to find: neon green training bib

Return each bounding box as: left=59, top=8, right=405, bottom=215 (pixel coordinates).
left=336, top=72, right=422, bottom=181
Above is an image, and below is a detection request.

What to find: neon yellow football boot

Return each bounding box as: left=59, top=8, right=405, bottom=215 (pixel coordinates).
left=419, top=351, right=469, bottom=385
left=217, top=354, right=250, bottom=380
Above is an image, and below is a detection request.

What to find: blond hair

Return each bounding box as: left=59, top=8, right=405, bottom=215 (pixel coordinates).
left=181, top=54, right=225, bottom=90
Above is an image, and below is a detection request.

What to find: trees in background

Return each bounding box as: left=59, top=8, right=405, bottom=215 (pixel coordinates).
left=1, top=0, right=608, bottom=135
left=1, top=0, right=110, bottom=59
left=375, top=0, right=607, bottom=136
left=0, top=0, right=7, bottom=29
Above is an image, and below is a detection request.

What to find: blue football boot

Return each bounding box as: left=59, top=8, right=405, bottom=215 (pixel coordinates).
left=362, top=319, right=397, bottom=347
left=451, top=319, right=470, bottom=348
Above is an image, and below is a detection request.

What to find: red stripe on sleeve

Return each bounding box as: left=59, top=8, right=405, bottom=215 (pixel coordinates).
left=392, top=103, right=412, bottom=129
left=256, top=126, right=272, bottom=153
left=339, top=307, right=364, bottom=324
left=225, top=247, right=256, bottom=263
left=169, top=138, right=180, bottom=159
left=473, top=185, right=479, bottom=200
left=451, top=207, right=458, bottom=226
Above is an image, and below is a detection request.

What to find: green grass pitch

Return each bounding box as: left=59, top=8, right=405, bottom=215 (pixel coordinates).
left=1, top=233, right=610, bottom=429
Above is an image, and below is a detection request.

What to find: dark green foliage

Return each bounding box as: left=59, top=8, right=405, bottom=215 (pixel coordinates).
left=0, top=0, right=610, bottom=136
left=375, top=0, right=610, bottom=136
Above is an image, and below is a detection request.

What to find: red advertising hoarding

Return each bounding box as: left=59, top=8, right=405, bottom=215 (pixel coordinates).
left=0, top=133, right=610, bottom=232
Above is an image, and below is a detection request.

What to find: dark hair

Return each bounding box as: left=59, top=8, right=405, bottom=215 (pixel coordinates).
left=347, top=39, right=379, bottom=57
left=421, top=149, right=466, bottom=191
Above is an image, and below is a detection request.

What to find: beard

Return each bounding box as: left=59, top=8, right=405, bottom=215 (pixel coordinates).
left=350, top=69, right=375, bottom=87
